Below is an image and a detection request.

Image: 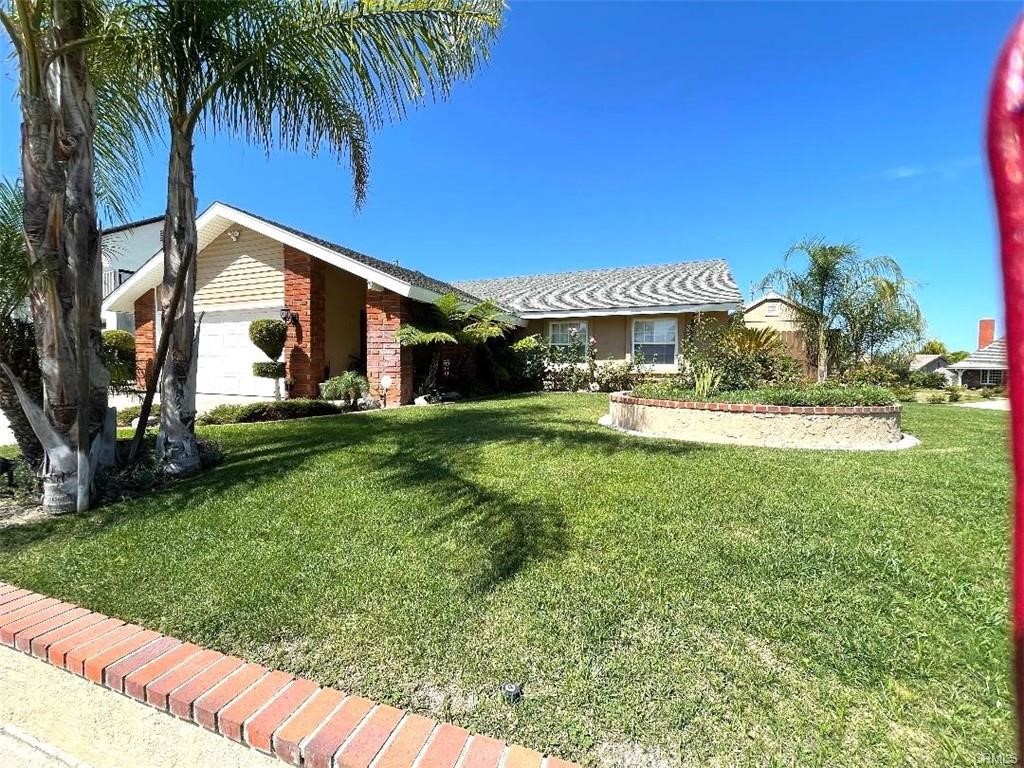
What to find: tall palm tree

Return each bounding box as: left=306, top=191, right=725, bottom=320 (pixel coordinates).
left=119, top=0, right=502, bottom=474
left=1, top=0, right=150, bottom=511
left=759, top=238, right=910, bottom=382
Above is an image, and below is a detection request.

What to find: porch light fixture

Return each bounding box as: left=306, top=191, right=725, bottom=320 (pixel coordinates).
left=280, top=307, right=298, bottom=325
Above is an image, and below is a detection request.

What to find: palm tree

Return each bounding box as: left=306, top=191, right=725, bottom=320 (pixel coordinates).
left=1, top=0, right=149, bottom=511
left=759, top=238, right=913, bottom=382
left=119, top=0, right=502, bottom=474
left=396, top=293, right=510, bottom=393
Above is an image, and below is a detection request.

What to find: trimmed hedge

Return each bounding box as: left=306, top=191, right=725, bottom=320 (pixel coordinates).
left=249, top=319, right=287, bottom=361
left=197, top=399, right=341, bottom=426
left=252, top=361, right=286, bottom=379
left=631, top=382, right=897, bottom=407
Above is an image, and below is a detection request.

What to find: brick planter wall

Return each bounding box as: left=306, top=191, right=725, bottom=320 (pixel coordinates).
left=366, top=289, right=413, bottom=407
left=134, top=289, right=156, bottom=389
left=606, top=392, right=905, bottom=450
left=283, top=247, right=325, bottom=399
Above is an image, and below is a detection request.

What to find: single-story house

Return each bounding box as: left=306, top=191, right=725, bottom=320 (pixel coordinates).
left=102, top=202, right=745, bottom=406
left=909, top=353, right=954, bottom=384
left=950, top=319, right=1007, bottom=388
left=455, top=262, right=743, bottom=371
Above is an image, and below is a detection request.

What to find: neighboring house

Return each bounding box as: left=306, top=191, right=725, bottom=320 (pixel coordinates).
left=101, top=216, right=163, bottom=331
left=742, top=291, right=813, bottom=375
left=949, top=319, right=1007, bottom=388
left=456, top=262, right=743, bottom=371
left=909, top=353, right=954, bottom=384
left=101, top=202, right=746, bottom=405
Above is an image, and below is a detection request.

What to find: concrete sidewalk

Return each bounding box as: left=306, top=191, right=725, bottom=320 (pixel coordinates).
left=0, top=645, right=275, bottom=768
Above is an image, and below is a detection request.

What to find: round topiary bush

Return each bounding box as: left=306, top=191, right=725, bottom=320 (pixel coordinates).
left=248, top=319, right=287, bottom=361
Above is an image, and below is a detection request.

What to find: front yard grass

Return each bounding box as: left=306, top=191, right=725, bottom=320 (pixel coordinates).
left=0, top=394, right=1011, bottom=766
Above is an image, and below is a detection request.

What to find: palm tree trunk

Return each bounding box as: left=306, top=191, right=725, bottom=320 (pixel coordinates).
left=155, top=120, right=200, bottom=476
left=817, top=325, right=828, bottom=383
left=15, top=0, right=110, bottom=511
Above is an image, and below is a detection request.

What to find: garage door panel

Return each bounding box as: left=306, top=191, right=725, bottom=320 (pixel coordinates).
left=196, top=308, right=280, bottom=396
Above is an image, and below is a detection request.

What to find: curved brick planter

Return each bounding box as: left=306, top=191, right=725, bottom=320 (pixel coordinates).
left=604, top=392, right=913, bottom=450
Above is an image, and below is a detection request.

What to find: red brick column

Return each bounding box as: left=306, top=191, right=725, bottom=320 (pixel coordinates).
left=134, top=289, right=156, bottom=389
left=366, top=288, right=413, bottom=407
left=283, top=246, right=325, bottom=399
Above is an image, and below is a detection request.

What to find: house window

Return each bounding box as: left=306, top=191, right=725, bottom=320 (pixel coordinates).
left=765, top=302, right=780, bottom=317
left=549, top=320, right=588, bottom=347
left=981, top=369, right=1006, bottom=386
left=632, top=318, right=678, bottom=366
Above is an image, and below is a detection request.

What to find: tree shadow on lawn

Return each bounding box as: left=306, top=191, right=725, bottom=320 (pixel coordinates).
left=0, top=396, right=706, bottom=592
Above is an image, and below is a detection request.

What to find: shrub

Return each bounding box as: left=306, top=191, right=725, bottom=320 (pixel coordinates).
left=981, top=386, right=1007, bottom=399
left=252, top=361, right=286, bottom=379
left=632, top=381, right=897, bottom=407
left=197, top=399, right=341, bottom=425
left=101, top=329, right=137, bottom=393
left=891, top=386, right=916, bottom=403
left=117, top=405, right=142, bottom=427
left=594, top=359, right=646, bottom=392
left=679, top=314, right=803, bottom=390
left=926, top=392, right=947, bottom=404
left=945, top=384, right=964, bottom=403
left=248, top=319, right=287, bottom=360
left=909, top=370, right=947, bottom=389
left=321, top=371, right=368, bottom=403
left=841, top=363, right=900, bottom=388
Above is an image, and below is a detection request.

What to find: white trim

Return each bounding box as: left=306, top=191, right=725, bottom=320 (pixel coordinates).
left=517, top=302, right=739, bottom=319
left=100, top=202, right=527, bottom=323
left=630, top=316, right=679, bottom=367
left=195, top=299, right=284, bottom=314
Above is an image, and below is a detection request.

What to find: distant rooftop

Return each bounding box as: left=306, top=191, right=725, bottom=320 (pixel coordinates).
left=949, top=338, right=1007, bottom=370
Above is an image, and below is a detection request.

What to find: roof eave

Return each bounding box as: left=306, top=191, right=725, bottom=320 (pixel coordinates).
left=513, top=301, right=742, bottom=320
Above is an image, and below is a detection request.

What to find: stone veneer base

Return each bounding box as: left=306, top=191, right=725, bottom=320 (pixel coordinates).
left=604, top=392, right=918, bottom=451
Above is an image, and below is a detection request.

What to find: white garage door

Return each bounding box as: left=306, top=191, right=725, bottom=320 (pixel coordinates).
left=196, top=308, right=281, bottom=396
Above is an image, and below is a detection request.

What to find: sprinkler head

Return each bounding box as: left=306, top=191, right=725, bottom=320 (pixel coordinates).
left=501, top=682, right=523, bottom=704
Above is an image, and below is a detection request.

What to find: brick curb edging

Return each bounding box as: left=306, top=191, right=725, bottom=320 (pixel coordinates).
left=610, top=391, right=901, bottom=416
left=0, top=581, right=578, bottom=768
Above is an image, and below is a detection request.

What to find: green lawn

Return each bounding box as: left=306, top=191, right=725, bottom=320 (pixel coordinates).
left=0, top=395, right=1011, bottom=766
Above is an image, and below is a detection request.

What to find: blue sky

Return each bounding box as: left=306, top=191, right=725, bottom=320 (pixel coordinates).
left=0, top=1, right=1017, bottom=351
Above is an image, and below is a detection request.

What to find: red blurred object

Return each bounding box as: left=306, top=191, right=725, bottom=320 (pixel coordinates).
left=988, top=14, right=1024, bottom=756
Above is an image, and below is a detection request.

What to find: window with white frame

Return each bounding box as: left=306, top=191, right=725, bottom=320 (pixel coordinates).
left=632, top=318, right=677, bottom=366
left=765, top=302, right=780, bottom=317
left=549, top=320, right=588, bottom=347
left=981, top=369, right=1006, bottom=386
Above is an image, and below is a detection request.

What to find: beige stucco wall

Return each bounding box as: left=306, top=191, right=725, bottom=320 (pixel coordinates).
left=323, top=265, right=366, bottom=378
left=195, top=227, right=284, bottom=308
left=608, top=398, right=902, bottom=450
left=744, top=299, right=801, bottom=332
left=521, top=311, right=729, bottom=362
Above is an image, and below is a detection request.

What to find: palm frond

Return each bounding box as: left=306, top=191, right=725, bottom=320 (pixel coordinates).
left=394, top=325, right=458, bottom=346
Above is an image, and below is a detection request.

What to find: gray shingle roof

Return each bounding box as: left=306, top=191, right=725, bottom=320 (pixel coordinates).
left=226, top=203, right=487, bottom=307
left=950, top=338, right=1007, bottom=370
left=910, top=353, right=948, bottom=371
left=454, top=260, right=742, bottom=316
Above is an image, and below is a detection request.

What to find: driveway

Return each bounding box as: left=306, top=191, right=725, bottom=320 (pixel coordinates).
left=955, top=398, right=1010, bottom=411
left=0, top=394, right=275, bottom=448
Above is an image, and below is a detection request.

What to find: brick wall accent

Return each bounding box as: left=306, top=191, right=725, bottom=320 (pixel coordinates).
left=283, top=246, right=325, bottom=399
left=0, top=579, right=580, bottom=768
left=366, top=289, right=413, bottom=406
left=134, top=289, right=156, bottom=389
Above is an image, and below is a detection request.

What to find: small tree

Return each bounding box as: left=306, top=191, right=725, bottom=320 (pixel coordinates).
left=249, top=319, right=287, bottom=400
